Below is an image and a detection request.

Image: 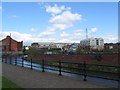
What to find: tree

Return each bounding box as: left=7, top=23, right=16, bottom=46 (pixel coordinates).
left=23, top=46, right=26, bottom=54
left=76, top=47, right=82, bottom=54
left=27, top=48, right=41, bottom=55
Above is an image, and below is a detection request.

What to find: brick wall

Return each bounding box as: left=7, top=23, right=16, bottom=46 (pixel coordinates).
left=30, top=53, right=118, bottom=66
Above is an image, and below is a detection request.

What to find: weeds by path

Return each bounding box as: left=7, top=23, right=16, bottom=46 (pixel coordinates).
left=2, top=76, right=24, bottom=90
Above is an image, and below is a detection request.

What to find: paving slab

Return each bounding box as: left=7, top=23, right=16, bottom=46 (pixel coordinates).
left=2, top=63, right=118, bottom=88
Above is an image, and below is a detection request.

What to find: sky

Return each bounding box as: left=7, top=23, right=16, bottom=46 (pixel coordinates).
left=0, top=2, right=118, bottom=45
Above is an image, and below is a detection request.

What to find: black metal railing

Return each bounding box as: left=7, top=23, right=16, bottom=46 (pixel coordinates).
left=1, top=56, right=120, bottom=82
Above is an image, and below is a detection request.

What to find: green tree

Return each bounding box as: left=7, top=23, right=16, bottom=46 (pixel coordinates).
left=27, top=48, right=41, bottom=55
left=76, top=47, right=82, bottom=54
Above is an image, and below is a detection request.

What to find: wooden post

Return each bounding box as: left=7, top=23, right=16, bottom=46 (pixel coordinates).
left=83, top=61, right=87, bottom=81
left=59, top=60, right=62, bottom=76
left=31, top=58, right=32, bottom=69
left=42, top=59, right=44, bottom=72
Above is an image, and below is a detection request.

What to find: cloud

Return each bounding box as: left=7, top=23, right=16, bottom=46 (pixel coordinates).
left=2, top=4, right=117, bottom=45
left=40, top=26, right=56, bottom=37
left=38, top=27, right=99, bottom=44
left=60, top=32, right=69, bottom=38
left=45, top=4, right=71, bottom=15
left=52, top=23, right=73, bottom=30
left=87, top=27, right=98, bottom=38
left=91, top=28, right=97, bottom=33
left=40, top=23, right=72, bottom=37
left=38, top=2, right=48, bottom=9
left=74, top=29, right=84, bottom=36
left=103, top=34, right=118, bottom=43
left=42, top=4, right=82, bottom=37
left=0, top=31, right=57, bottom=45
left=31, top=28, right=37, bottom=32
left=49, top=11, right=82, bottom=25
left=57, top=38, right=72, bottom=43
left=69, top=29, right=85, bottom=42
left=42, top=38, right=56, bottom=42
left=41, top=30, right=55, bottom=36
left=0, top=30, right=118, bottom=46
left=0, top=31, right=32, bottom=42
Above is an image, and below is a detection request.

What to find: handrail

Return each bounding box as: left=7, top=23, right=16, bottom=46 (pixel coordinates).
left=2, top=56, right=120, bottom=81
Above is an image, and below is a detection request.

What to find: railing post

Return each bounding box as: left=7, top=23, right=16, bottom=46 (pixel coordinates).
left=59, top=60, right=62, bottom=76
left=42, top=59, right=44, bottom=72
left=31, top=58, right=32, bottom=69
left=22, top=57, right=24, bottom=67
left=5, top=56, right=7, bottom=63
left=2, top=56, right=3, bottom=62
left=83, top=61, right=87, bottom=81
left=10, top=55, right=11, bottom=64
left=15, top=56, right=17, bottom=65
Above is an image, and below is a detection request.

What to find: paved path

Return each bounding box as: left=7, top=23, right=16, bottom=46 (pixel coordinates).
left=2, top=63, right=117, bottom=88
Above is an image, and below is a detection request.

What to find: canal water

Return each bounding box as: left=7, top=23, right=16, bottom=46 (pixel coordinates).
left=1, top=57, right=119, bottom=88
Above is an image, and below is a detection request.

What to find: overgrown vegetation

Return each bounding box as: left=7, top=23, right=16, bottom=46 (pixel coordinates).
left=2, top=76, right=23, bottom=89
left=24, top=48, right=64, bottom=55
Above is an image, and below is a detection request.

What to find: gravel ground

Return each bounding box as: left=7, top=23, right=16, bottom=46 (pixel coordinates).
left=2, top=63, right=118, bottom=88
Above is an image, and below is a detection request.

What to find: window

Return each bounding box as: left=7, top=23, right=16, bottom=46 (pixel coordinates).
left=96, top=40, right=99, bottom=45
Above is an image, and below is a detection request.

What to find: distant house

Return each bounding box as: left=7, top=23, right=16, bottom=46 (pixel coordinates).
left=104, top=42, right=120, bottom=53
left=104, top=43, right=118, bottom=49
left=31, top=43, right=39, bottom=48
left=55, top=43, right=65, bottom=50
left=68, top=43, right=79, bottom=53
left=31, top=42, right=52, bottom=49
left=0, top=36, right=23, bottom=54
left=48, top=45, right=57, bottom=50
left=63, top=44, right=71, bottom=51
left=31, top=42, right=67, bottom=50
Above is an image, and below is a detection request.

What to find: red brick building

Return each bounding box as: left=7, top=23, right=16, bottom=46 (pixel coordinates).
left=0, top=36, right=23, bottom=54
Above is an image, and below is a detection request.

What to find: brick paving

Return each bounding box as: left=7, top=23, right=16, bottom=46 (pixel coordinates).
left=2, top=63, right=117, bottom=88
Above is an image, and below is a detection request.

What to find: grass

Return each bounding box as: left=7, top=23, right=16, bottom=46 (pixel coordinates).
left=2, top=76, right=24, bottom=90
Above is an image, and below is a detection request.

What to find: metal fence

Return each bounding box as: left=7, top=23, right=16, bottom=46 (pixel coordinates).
left=2, top=56, right=120, bottom=81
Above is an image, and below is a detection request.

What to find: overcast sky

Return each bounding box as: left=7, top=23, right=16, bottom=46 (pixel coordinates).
left=0, top=2, right=118, bottom=45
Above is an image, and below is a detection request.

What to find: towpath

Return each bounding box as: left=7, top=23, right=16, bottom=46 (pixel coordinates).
left=2, top=63, right=118, bottom=88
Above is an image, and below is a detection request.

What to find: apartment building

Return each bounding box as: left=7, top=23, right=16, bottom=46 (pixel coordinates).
left=80, top=38, right=104, bottom=51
